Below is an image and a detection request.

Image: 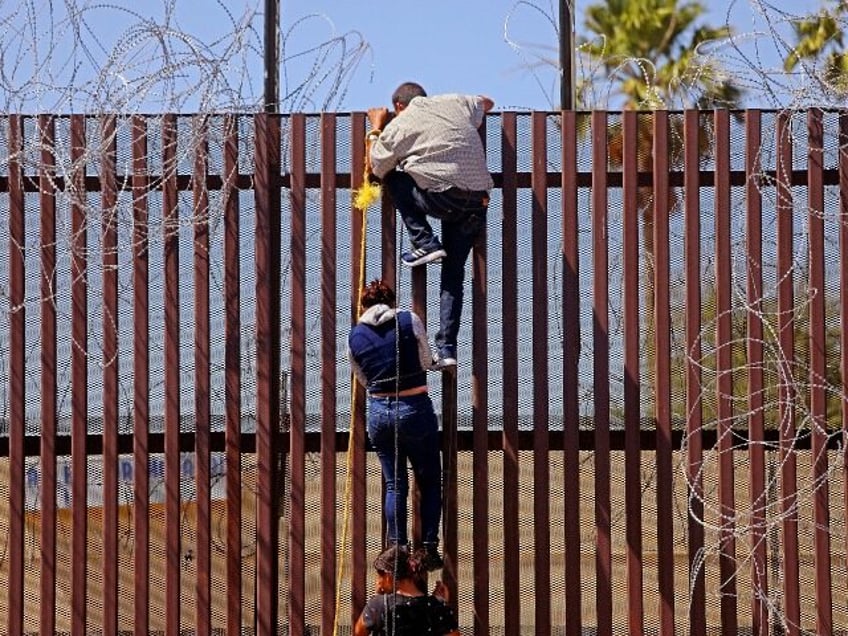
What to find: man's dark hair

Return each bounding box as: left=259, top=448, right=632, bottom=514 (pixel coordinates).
left=392, top=82, right=427, bottom=107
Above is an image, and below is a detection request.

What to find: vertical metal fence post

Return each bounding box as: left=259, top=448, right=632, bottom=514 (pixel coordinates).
left=288, top=113, right=307, bottom=636
left=223, top=113, right=244, bottom=634
left=621, top=109, right=644, bottom=636
left=255, top=111, right=282, bottom=635
left=745, top=108, right=768, bottom=636
left=7, top=113, right=26, bottom=636
left=591, top=110, right=612, bottom=636
left=500, top=111, right=521, bottom=636
left=714, top=109, right=738, bottom=634
left=192, top=115, right=213, bottom=636
left=807, top=107, right=833, bottom=636
left=683, top=109, right=705, bottom=636
left=131, top=114, right=152, bottom=636
left=561, top=108, right=583, bottom=636
left=776, top=112, right=800, bottom=636
left=652, top=110, right=675, bottom=636
left=162, top=112, right=182, bottom=636
left=70, top=113, right=89, bottom=636
left=471, top=115, right=490, bottom=635
left=39, top=113, right=58, bottom=636
left=531, top=110, right=551, bottom=636
left=319, top=112, right=339, bottom=636
left=99, top=114, right=120, bottom=636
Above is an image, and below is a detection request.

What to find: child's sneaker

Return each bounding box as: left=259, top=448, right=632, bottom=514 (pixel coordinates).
left=401, top=245, right=446, bottom=267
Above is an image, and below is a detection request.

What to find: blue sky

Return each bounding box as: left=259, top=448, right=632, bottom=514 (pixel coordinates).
left=0, top=0, right=831, bottom=113
left=282, top=0, right=828, bottom=111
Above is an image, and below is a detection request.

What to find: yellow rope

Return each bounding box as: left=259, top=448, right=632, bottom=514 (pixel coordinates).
left=352, top=130, right=382, bottom=213
left=353, top=180, right=381, bottom=212
left=333, top=139, right=376, bottom=636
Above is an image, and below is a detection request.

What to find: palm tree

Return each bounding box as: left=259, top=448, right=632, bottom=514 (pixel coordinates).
left=578, top=0, right=743, bottom=111
left=784, top=1, right=848, bottom=97
left=577, top=0, right=745, bottom=251
left=576, top=0, right=745, bottom=377
left=578, top=0, right=744, bottom=207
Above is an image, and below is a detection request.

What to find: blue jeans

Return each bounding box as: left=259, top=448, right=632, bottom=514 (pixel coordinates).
left=383, top=171, right=488, bottom=357
left=367, top=392, right=442, bottom=546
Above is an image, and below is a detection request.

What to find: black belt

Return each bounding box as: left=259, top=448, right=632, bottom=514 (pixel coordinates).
left=445, top=187, right=489, bottom=199
left=369, top=389, right=428, bottom=400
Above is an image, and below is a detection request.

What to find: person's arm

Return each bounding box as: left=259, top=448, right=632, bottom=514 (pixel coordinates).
left=349, top=356, right=368, bottom=388
left=367, top=107, right=391, bottom=131
left=364, top=139, right=379, bottom=182
left=409, top=311, right=434, bottom=370
left=432, top=579, right=449, bottom=603
left=347, top=339, right=369, bottom=388
left=365, top=106, right=392, bottom=178
left=367, top=107, right=404, bottom=179
left=353, top=613, right=369, bottom=636
left=467, top=95, right=494, bottom=129
left=355, top=594, right=384, bottom=636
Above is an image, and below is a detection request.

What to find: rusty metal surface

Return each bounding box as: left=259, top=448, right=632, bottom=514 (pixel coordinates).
left=714, top=109, right=738, bottom=635
left=70, top=113, right=88, bottom=636
left=254, top=112, right=282, bottom=635
left=745, top=109, right=768, bottom=636
left=287, top=112, right=307, bottom=636
left=652, top=110, right=675, bottom=636
left=0, top=110, right=846, bottom=635
left=39, top=114, right=58, bottom=636
left=162, top=112, right=182, bottom=636
left=131, top=114, right=151, bottom=636
left=591, top=109, right=613, bottom=636
left=531, top=110, right=552, bottom=636
left=7, top=114, right=25, bottom=636
left=499, top=111, right=521, bottom=636
left=776, top=111, right=801, bottom=636
left=807, top=108, right=833, bottom=636
left=99, top=114, right=120, bottom=636
left=684, top=109, right=706, bottom=636
left=222, top=113, right=244, bottom=635
left=319, top=111, right=339, bottom=636
left=621, top=109, right=644, bottom=636
left=470, top=116, right=491, bottom=634
left=561, top=109, right=583, bottom=636
left=192, top=116, right=213, bottom=636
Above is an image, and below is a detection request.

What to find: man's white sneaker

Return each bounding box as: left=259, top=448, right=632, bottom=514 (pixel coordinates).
left=431, top=353, right=457, bottom=370
left=401, top=246, right=446, bottom=267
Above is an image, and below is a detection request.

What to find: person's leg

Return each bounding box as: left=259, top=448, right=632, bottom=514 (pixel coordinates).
left=400, top=397, right=442, bottom=546
left=367, top=398, right=409, bottom=545
left=434, top=210, right=486, bottom=358
left=398, top=395, right=444, bottom=571
left=382, top=171, right=441, bottom=251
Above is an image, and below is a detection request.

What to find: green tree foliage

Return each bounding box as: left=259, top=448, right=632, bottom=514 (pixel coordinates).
left=575, top=1, right=746, bottom=397
left=784, top=1, right=848, bottom=96
left=578, top=0, right=743, bottom=110
left=577, top=0, right=745, bottom=219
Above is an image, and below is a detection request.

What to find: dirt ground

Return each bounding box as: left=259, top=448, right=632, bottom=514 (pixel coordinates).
left=1, top=449, right=846, bottom=633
